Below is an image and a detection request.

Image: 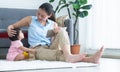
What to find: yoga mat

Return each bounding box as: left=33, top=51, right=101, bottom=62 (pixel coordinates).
left=0, top=60, right=98, bottom=71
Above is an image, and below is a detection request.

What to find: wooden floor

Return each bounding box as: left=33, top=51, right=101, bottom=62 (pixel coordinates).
left=12, top=58, right=120, bottom=72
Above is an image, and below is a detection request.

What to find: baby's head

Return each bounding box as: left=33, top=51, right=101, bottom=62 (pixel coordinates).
left=9, top=28, right=24, bottom=41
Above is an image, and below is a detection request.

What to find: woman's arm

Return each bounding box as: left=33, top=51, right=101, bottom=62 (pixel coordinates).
left=12, top=16, right=31, bottom=28
left=51, top=22, right=61, bottom=42
left=7, top=16, right=31, bottom=37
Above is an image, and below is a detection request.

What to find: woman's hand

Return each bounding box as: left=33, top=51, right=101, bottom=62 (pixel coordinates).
left=53, top=27, right=61, bottom=33
left=7, top=25, right=16, bottom=37
left=53, top=22, right=61, bottom=33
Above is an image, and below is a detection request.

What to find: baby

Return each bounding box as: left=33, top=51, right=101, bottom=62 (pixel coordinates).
left=6, top=28, right=36, bottom=61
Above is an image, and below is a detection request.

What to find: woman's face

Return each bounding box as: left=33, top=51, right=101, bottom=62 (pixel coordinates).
left=36, top=8, right=51, bottom=22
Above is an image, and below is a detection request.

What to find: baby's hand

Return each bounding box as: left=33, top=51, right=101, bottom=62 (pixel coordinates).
left=53, top=27, right=61, bottom=33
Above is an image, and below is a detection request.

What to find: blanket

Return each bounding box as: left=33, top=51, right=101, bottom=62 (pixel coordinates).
left=0, top=60, right=98, bottom=71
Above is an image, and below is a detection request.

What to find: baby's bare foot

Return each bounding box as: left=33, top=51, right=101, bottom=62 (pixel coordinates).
left=89, top=46, right=104, bottom=64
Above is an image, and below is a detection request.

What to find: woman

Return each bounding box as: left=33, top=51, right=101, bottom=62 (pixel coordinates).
left=7, top=3, right=103, bottom=63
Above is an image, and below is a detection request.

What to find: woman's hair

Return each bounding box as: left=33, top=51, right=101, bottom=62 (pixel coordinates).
left=39, top=3, right=56, bottom=22
left=9, top=28, right=20, bottom=41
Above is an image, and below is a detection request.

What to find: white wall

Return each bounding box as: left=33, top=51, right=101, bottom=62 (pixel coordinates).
left=0, top=0, right=45, bottom=9
left=0, top=0, right=68, bottom=17
left=78, top=0, right=93, bottom=53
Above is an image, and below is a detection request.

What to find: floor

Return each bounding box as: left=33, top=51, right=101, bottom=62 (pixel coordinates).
left=10, top=58, right=120, bottom=72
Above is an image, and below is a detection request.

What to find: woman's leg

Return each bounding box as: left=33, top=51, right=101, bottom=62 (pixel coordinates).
left=35, top=46, right=59, bottom=61
left=81, top=47, right=104, bottom=64
left=62, top=44, right=87, bottom=63
left=65, top=46, right=104, bottom=63
left=50, top=29, right=86, bottom=62
left=50, top=29, right=104, bottom=63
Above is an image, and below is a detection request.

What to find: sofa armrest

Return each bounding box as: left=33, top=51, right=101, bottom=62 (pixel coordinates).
left=0, top=29, right=8, bottom=38
left=64, top=19, right=74, bottom=45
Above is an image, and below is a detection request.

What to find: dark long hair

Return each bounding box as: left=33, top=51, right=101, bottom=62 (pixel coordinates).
left=39, top=3, right=56, bottom=22
left=9, top=28, right=20, bottom=41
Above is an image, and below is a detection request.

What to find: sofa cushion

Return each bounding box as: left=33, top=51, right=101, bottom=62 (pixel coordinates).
left=64, top=19, right=74, bottom=45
